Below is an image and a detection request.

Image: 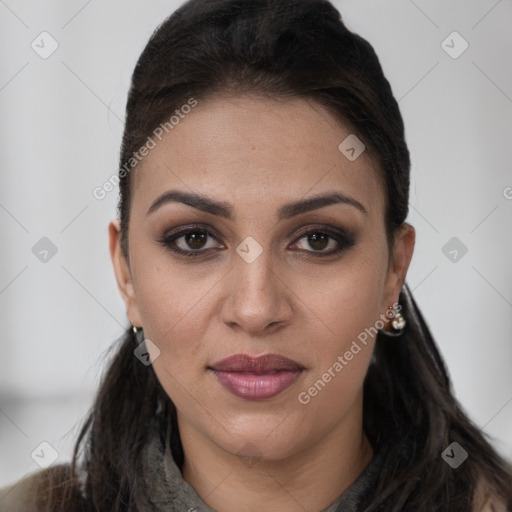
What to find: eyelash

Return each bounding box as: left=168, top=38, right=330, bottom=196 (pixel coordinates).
left=157, top=224, right=356, bottom=260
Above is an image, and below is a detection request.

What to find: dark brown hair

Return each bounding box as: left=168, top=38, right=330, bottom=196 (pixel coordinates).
left=38, top=0, right=512, bottom=510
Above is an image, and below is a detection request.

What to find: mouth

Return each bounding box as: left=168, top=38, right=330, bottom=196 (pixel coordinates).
left=208, top=353, right=305, bottom=400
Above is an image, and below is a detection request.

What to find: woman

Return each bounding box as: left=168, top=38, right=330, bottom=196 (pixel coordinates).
left=1, top=0, right=510, bottom=510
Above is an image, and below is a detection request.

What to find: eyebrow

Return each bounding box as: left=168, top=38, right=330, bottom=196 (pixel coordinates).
left=146, top=189, right=368, bottom=220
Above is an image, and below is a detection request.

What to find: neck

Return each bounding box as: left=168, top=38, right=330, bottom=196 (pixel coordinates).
left=179, top=395, right=374, bottom=512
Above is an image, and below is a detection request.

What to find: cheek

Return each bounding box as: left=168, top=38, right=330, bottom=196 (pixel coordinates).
left=130, top=251, right=221, bottom=398
left=306, top=253, right=386, bottom=348
left=131, top=245, right=219, bottom=346
left=296, top=253, right=385, bottom=401
left=293, top=275, right=383, bottom=430
left=296, top=345, right=373, bottom=432
left=141, top=287, right=212, bottom=420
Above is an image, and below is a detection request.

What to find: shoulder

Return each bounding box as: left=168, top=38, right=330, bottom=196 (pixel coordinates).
left=0, top=464, right=86, bottom=512
left=479, top=497, right=509, bottom=512
left=473, top=477, right=510, bottom=512
left=0, top=470, right=44, bottom=511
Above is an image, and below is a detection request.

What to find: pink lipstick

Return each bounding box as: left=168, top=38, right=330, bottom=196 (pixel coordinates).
left=208, top=353, right=305, bottom=400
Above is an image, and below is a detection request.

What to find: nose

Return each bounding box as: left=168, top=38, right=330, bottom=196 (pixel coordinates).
left=220, top=249, right=294, bottom=336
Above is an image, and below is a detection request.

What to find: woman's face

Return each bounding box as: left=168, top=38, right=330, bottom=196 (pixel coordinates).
left=110, top=94, right=414, bottom=461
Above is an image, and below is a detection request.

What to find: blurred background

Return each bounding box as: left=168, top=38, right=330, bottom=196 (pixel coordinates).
left=0, top=0, right=511, bottom=487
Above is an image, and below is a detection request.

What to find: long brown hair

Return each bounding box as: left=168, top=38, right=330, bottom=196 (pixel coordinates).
left=38, top=0, right=512, bottom=510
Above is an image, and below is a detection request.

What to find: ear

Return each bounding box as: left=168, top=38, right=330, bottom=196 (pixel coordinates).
left=108, top=218, right=143, bottom=327
left=380, top=222, right=416, bottom=316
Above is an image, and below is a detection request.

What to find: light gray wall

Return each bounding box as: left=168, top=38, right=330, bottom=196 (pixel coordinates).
left=0, top=0, right=511, bottom=486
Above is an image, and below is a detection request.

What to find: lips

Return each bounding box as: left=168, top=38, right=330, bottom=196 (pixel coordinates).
left=210, top=353, right=304, bottom=373
left=208, top=354, right=305, bottom=400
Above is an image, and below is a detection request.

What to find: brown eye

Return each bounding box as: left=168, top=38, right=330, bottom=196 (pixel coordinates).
left=183, top=231, right=208, bottom=250
left=305, top=232, right=330, bottom=251
left=290, top=227, right=356, bottom=256
left=158, top=227, right=224, bottom=258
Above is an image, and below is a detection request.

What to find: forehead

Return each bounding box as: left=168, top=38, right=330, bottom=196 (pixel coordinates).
left=131, top=94, right=385, bottom=220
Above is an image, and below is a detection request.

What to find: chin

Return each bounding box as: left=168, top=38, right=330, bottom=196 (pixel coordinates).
left=213, top=421, right=309, bottom=462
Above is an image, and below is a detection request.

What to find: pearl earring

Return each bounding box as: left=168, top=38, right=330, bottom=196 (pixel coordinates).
left=379, top=305, right=406, bottom=337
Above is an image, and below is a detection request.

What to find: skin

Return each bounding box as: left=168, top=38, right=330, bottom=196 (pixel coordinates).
left=109, top=94, right=415, bottom=512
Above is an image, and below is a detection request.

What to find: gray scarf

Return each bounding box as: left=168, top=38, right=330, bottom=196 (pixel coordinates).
left=134, top=418, right=387, bottom=511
